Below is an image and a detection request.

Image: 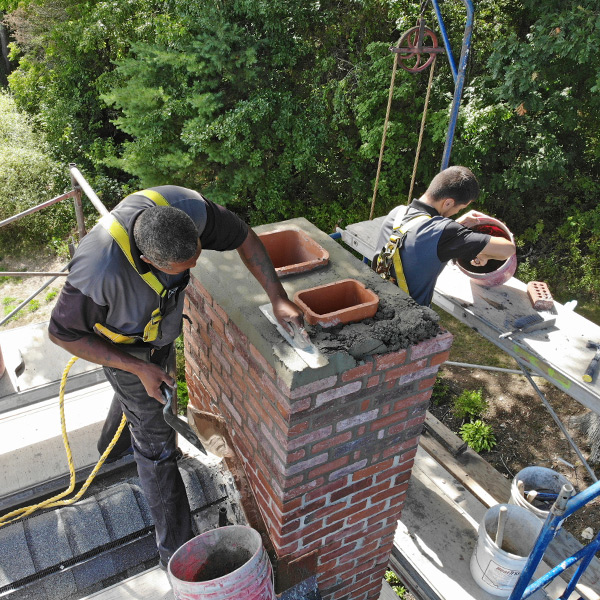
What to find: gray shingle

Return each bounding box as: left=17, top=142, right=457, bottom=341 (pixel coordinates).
left=0, top=521, right=36, bottom=586
left=61, top=497, right=110, bottom=553
left=96, top=483, right=146, bottom=539
left=24, top=511, right=73, bottom=570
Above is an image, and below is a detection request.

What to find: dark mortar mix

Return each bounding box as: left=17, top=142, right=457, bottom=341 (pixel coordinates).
left=306, top=285, right=441, bottom=360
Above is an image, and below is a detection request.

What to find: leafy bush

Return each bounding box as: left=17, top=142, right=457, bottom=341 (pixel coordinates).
left=452, top=389, right=487, bottom=420
left=460, top=420, right=497, bottom=453
left=0, top=90, right=70, bottom=251
left=431, top=373, right=451, bottom=406
left=384, top=570, right=408, bottom=599
left=175, top=334, right=189, bottom=415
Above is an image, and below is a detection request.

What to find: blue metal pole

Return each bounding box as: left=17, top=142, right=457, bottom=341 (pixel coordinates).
left=507, top=484, right=574, bottom=600
left=438, top=0, right=474, bottom=170
left=430, top=0, right=457, bottom=81
left=563, top=478, right=600, bottom=519
left=559, top=530, right=600, bottom=599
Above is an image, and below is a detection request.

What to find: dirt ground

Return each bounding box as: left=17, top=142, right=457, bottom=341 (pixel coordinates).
left=0, top=251, right=66, bottom=329
left=429, top=362, right=600, bottom=543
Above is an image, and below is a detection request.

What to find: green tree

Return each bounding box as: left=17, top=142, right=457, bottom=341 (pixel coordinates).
left=0, top=89, right=69, bottom=249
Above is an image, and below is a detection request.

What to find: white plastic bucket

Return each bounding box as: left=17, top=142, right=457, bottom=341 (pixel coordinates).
left=470, top=504, right=542, bottom=597
left=168, top=525, right=275, bottom=600
left=509, top=466, right=571, bottom=522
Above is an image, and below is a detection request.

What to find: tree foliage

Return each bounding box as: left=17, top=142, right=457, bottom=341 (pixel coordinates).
left=2, top=0, right=600, bottom=298
left=0, top=89, right=69, bottom=248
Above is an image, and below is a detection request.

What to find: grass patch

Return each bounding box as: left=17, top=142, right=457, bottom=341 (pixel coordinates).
left=45, top=289, right=58, bottom=302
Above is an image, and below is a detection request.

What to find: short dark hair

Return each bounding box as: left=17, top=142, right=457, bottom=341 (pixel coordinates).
left=426, top=166, right=480, bottom=206
left=133, top=206, right=199, bottom=269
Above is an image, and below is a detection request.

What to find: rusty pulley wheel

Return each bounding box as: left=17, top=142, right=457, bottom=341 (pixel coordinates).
left=391, top=24, right=444, bottom=73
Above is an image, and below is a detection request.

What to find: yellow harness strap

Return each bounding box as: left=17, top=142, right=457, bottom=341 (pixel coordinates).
left=96, top=189, right=170, bottom=344
left=382, top=214, right=432, bottom=295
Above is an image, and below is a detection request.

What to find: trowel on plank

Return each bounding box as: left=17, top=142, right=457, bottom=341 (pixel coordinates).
left=259, top=303, right=328, bottom=369
left=498, top=313, right=556, bottom=339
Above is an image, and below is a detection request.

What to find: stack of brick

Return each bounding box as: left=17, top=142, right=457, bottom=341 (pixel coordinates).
left=184, top=277, right=452, bottom=600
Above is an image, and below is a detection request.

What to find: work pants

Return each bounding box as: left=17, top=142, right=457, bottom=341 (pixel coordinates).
left=97, top=344, right=193, bottom=564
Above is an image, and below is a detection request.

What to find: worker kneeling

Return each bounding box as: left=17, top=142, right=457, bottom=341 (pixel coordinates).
left=374, top=166, right=516, bottom=307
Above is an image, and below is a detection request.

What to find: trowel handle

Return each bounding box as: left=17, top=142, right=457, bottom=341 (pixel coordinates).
left=583, top=351, right=600, bottom=383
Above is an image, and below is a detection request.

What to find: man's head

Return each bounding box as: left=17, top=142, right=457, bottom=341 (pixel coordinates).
left=133, top=206, right=201, bottom=274
left=423, top=166, right=480, bottom=217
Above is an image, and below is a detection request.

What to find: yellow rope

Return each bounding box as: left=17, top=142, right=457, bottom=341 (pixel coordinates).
left=0, top=356, right=128, bottom=527
left=407, top=54, right=437, bottom=205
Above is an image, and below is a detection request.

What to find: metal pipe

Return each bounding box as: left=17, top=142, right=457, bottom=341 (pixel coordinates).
left=69, top=164, right=109, bottom=217
left=516, top=359, right=598, bottom=483
left=70, top=168, right=87, bottom=240
left=430, top=0, right=457, bottom=81
left=0, top=190, right=78, bottom=229
left=445, top=360, right=539, bottom=376
left=559, top=529, right=600, bottom=599
left=440, top=0, right=474, bottom=170
left=0, top=264, right=69, bottom=327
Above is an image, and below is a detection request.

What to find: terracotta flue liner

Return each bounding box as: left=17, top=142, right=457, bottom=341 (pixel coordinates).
left=258, top=229, right=329, bottom=277
left=293, top=278, right=379, bottom=327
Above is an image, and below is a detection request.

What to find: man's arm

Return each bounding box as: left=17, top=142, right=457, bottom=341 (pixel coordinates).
left=236, top=229, right=306, bottom=336
left=48, top=333, right=174, bottom=402
left=471, top=236, right=516, bottom=267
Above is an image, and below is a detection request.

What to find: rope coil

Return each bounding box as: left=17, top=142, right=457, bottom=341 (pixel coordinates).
left=0, top=356, right=127, bottom=527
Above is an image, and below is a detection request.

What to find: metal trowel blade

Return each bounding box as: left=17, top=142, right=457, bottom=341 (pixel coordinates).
left=259, top=304, right=328, bottom=369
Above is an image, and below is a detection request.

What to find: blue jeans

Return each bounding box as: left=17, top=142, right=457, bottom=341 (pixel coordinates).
left=99, top=344, right=192, bottom=563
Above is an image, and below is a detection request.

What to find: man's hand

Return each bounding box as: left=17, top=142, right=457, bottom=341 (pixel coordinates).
left=272, top=297, right=309, bottom=344
left=135, top=362, right=175, bottom=403
left=48, top=332, right=174, bottom=403
left=456, top=209, right=485, bottom=229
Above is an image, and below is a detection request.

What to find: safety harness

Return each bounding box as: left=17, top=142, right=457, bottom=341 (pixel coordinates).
left=95, top=189, right=178, bottom=344
left=376, top=210, right=432, bottom=295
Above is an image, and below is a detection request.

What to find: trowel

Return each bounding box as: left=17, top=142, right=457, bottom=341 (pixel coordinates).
left=259, top=303, right=328, bottom=369
left=161, top=383, right=207, bottom=454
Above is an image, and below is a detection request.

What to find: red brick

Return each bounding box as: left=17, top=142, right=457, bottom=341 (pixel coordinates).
left=312, top=431, right=352, bottom=454
left=336, top=409, right=378, bottom=432
left=384, top=358, right=427, bottom=382
left=330, top=477, right=373, bottom=503
left=308, top=455, right=349, bottom=480
left=388, top=414, right=426, bottom=436
left=346, top=499, right=388, bottom=525
left=289, top=419, right=310, bottom=437
left=341, top=362, right=374, bottom=382
left=249, top=343, right=276, bottom=379
left=375, top=349, right=407, bottom=370
left=367, top=375, right=381, bottom=388
left=325, top=500, right=369, bottom=526
left=282, top=477, right=325, bottom=502
left=288, top=375, right=338, bottom=400
left=366, top=504, right=405, bottom=527
left=410, top=330, right=453, bottom=360
left=315, top=381, right=362, bottom=407
left=419, top=375, right=437, bottom=390
left=351, top=457, right=394, bottom=482
left=369, top=409, right=409, bottom=432
left=337, top=541, right=379, bottom=565
left=430, top=349, right=450, bottom=367
left=288, top=425, right=332, bottom=451
left=393, top=390, right=431, bottom=412
left=304, top=477, right=347, bottom=503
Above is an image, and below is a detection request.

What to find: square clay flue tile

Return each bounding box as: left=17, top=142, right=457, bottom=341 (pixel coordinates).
left=258, top=229, right=329, bottom=276
left=293, top=279, right=379, bottom=327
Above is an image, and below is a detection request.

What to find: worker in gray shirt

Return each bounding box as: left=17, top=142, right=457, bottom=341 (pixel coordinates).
left=374, top=166, right=516, bottom=306
left=49, top=185, right=306, bottom=568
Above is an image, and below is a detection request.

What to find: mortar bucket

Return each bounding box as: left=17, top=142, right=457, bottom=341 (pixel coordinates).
left=456, top=212, right=517, bottom=287
left=470, top=504, right=542, bottom=597
left=168, top=525, right=275, bottom=600
left=509, top=465, right=571, bottom=522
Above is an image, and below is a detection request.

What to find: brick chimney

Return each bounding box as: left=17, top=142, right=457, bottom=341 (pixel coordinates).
left=184, top=218, right=452, bottom=600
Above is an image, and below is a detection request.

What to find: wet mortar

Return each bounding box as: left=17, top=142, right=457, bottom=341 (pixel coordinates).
left=305, top=286, right=442, bottom=360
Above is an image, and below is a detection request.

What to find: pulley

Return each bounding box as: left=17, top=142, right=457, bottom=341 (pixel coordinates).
left=391, top=19, right=445, bottom=73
